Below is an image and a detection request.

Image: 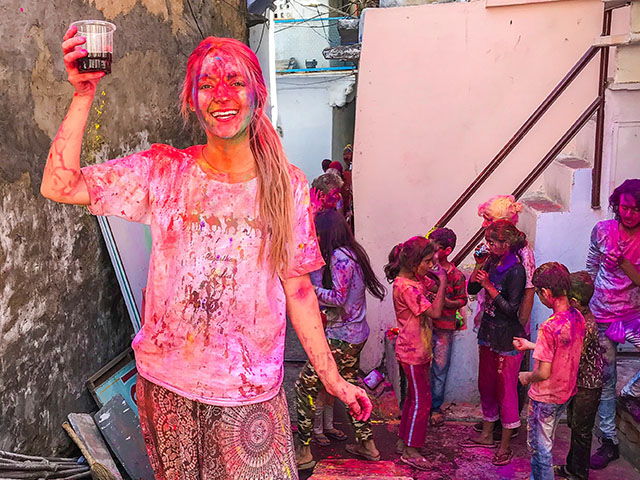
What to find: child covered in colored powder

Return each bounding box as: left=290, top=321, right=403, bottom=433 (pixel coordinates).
left=473, top=195, right=536, bottom=439
left=296, top=209, right=386, bottom=467
left=587, top=179, right=640, bottom=470
left=384, top=236, right=447, bottom=471
left=462, top=220, right=527, bottom=466
left=476, top=195, right=537, bottom=331
left=553, top=271, right=603, bottom=480
left=41, top=31, right=371, bottom=480
left=427, top=227, right=467, bottom=426
left=513, top=262, right=586, bottom=480
left=310, top=172, right=344, bottom=216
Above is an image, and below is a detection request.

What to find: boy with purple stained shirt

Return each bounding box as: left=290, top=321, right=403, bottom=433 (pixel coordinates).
left=514, top=262, right=585, bottom=480
left=587, top=179, right=640, bottom=470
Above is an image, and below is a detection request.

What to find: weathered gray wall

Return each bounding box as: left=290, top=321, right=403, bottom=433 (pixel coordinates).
left=332, top=98, right=355, bottom=164
left=0, top=0, right=246, bottom=454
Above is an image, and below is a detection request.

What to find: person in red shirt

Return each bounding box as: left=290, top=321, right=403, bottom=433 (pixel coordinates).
left=426, top=228, right=467, bottom=426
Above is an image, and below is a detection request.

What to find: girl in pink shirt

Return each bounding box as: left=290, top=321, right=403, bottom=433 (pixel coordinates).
left=41, top=32, right=372, bottom=480
left=384, top=236, right=447, bottom=471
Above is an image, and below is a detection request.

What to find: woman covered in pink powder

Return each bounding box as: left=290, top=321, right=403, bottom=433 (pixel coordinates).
left=41, top=30, right=371, bottom=480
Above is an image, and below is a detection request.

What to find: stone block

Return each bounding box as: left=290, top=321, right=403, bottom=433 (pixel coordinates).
left=309, top=459, right=413, bottom=478
left=615, top=44, right=640, bottom=84
left=617, top=408, right=640, bottom=471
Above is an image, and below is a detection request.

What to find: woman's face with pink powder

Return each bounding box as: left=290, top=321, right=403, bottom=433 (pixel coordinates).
left=193, top=51, right=255, bottom=140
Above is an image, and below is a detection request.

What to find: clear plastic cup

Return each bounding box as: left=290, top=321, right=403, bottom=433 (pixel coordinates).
left=71, top=20, right=116, bottom=74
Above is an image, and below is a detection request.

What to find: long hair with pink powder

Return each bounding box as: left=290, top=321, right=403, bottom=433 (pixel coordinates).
left=180, top=37, right=293, bottom=276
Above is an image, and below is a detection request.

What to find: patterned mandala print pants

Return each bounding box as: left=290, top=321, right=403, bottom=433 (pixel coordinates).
left=295, top=338, right=372, bottom=445
left=137, top=376, right=298, bottom=480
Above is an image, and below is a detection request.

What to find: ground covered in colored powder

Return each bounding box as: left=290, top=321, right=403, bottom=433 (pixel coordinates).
left=283, top=361, right=640, bottom=480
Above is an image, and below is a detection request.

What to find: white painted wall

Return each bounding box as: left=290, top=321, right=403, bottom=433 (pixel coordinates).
left=352, top=0, right=610, bottom=403
left=276, top=73, right=355, bottom=180
left=354, top=0, right=603, bottom=379
left=604, top=86, right=640, bottom=196
left=250, top=12, right=278, bottom=121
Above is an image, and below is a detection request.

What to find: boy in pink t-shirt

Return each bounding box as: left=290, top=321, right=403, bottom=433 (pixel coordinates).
left=514, top=262, right=585, bottom=480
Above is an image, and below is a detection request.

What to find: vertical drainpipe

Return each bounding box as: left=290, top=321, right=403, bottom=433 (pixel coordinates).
left=268, top=8, right=279, bottom=127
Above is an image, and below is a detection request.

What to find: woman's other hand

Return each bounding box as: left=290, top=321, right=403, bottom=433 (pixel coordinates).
left=326, top=379, right=372, bottom=422
left=62, top=25, right=105, bottom=97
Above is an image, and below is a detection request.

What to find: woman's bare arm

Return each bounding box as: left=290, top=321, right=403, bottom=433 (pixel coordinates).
left=41, top=26, right=105, bottom=205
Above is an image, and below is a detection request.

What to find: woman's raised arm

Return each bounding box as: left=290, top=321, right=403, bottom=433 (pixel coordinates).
left=41, top=26, right=105, bottom=205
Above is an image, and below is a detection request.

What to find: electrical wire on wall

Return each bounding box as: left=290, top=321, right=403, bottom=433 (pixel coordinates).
left=254, top=21, right=267, bottom=54
left=186, top=0, right=205, bottom=39
left=277, top=73, right=356, bottom=86
left=286, top=1, right=331, bottom=41
left=273, top=0, right=360, bottom=34
left=273, top=12, right=327, bottom=33
left=187, top=0, right=249, bottom=39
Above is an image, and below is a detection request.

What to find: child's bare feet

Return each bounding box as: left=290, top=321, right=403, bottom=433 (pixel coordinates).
left=492, top=447, right=514, bottom=465
left=430, top=411, right=445, bottom=426
left=460, top=433, right=497, bottom=448
left=400, top=446, right=430, bottom=470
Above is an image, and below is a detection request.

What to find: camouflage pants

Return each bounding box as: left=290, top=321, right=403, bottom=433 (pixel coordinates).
left=295, top=338, right=372, bottom=445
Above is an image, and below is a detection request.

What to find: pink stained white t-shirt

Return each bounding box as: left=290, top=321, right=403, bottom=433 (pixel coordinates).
left=392, top=276, right=434, bottom=365
left=81, top=144, right=324, bottom=406
left=529, top=307, right=586, bottom=405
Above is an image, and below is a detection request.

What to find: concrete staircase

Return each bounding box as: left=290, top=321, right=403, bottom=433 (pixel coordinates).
left=513, top=117, right=607, bottom=335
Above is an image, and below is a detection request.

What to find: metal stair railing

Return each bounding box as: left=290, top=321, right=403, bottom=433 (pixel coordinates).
left=427, top=4, right=629, bottom=266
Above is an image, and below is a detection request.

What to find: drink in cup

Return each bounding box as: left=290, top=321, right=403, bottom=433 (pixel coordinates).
left=474, top=243, right=490, bottom=261
left=71, top=20, right=116, bottom=74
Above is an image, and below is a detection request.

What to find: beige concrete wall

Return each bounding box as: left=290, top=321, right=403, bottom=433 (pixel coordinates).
left=354, top=0, right=603, bottom=374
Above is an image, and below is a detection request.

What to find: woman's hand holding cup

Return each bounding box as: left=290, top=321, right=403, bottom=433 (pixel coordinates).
left=62, top=25, right=105, bottom=97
